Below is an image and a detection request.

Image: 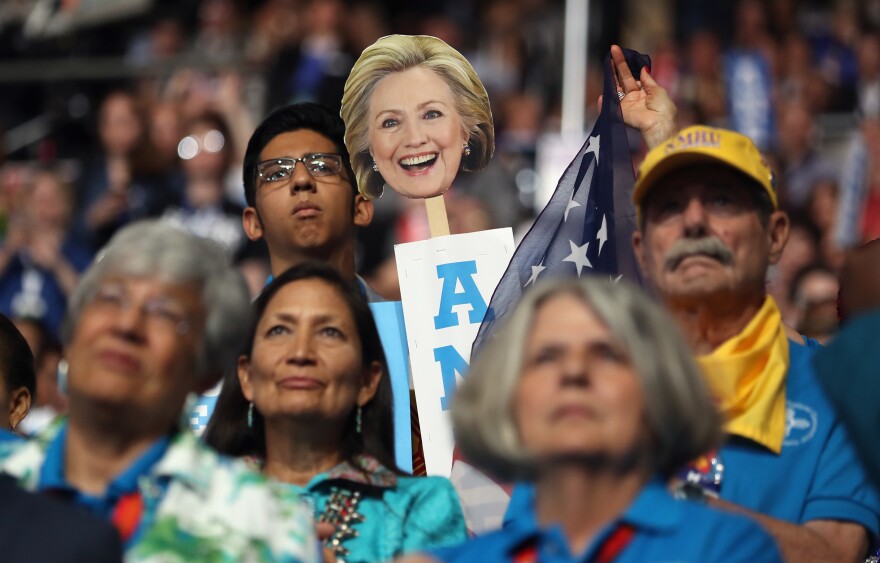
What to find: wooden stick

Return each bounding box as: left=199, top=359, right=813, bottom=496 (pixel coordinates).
left=424, top=195, right=450, bottom=238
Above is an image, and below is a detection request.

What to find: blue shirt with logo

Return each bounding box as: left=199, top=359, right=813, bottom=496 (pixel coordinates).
left=437, top=478, right=782, bottom=562
left=505, top=337, right=880, bottom=537
left=718, top=337, right=880, bottom=531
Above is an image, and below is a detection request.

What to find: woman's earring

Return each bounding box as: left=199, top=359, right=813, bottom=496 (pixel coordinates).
left=372, top=160, right=379, bottom=172
left=355, top=405, right=363, bottom=434
left=247, top=402, right=254, bottom=429
left=56, top=359, right=68, bottom=394
left=463, top=144, right=471, bottom=157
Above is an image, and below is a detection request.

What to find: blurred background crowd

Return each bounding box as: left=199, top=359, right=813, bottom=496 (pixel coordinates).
left=0, top=0, right=877, bottom=430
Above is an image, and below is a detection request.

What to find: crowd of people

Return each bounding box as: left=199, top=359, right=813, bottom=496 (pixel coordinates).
left=1, top=0, right=879, bottom=342
left=0, top=0, right=878, bottom=562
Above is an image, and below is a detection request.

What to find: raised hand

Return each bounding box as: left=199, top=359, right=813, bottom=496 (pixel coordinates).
left=611, top=44, right=678, bottom=149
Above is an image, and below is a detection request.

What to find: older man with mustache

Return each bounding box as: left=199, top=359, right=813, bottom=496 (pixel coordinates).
left=630, top=125, right=879, bottom=562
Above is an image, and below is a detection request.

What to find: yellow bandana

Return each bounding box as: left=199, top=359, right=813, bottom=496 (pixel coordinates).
left=697, top=297, right=790, bottom=453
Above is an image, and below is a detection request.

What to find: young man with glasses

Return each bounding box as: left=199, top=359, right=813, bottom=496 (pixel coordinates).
left=241, top=103, right=380, bottom=300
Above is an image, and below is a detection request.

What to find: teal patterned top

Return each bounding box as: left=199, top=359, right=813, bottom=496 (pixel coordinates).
left=277, top=455, right=468, bottom=563
left=0, top=422, right=319, bottom=562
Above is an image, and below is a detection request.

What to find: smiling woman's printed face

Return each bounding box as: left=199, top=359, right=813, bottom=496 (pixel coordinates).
left=368, top=66, right=468, bottom=199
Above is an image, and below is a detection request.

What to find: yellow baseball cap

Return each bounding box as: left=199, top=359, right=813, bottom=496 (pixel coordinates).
left=632, top=125, right=777, bottom=214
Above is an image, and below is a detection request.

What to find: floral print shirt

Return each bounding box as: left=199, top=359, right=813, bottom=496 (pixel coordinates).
left=0, top=422, right=319, bottom=562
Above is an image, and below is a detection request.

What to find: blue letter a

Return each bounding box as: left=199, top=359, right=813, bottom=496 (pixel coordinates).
left=433, top=261, right=489, bottom=330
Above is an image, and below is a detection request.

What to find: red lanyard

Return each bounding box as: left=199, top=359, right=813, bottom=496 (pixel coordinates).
left=512, top=523, right=636, bottom=563
left=111, top=490, right=144, bottom=544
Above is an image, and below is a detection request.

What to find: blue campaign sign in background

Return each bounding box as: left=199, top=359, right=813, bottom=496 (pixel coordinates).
left=188, top=300, right=413, bottom=474
left=725, top=50, right=774, bottom=150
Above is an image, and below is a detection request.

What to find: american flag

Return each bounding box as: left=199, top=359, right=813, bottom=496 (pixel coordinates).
left=471, top=47, right=648, bottom=356
left=451, top=48, right=650, bottom=534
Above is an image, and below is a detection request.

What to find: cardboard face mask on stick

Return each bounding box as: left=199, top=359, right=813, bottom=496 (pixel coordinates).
left=341, top=35, right=495, bottom=202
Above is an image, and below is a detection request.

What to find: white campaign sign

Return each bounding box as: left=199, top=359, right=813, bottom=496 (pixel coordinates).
left=395, top=228, right=515, bottom=476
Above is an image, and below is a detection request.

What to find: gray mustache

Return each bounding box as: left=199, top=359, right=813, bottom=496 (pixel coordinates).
left=664, top=237, right=734, bottom=271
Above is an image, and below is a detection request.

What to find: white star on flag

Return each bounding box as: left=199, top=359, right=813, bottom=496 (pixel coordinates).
left=610, top=274, right=623, bottom=284
left=524, top=261, right=546, bottom=287
left=596, top=214, right=608, bottom=256
left=564, top=197, right=581, bottom=222
left=584, top=135, right=600, bottom=164
left=562, top=240, right=592, bottom=276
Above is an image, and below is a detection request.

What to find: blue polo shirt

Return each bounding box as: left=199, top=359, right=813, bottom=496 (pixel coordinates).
left=719, top=337, right=880, bottom=531
left=437, top=479, right=781, bottom=562
left=38, top=423, right=170, bottom=531
left=506, top=337, right=880, bottom=536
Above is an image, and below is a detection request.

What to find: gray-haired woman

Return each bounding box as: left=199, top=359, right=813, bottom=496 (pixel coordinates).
left=414, top=277, right=782, bottom=562
left=0, top=220, right=318, bottom=562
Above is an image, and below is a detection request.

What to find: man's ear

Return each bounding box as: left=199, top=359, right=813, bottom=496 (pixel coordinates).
left=632, top=228, right=648, bottom=274
left=353, top=195, right=374, bottom=228
left=356, top=361, right=382, bottom=407
left=242, top=207, right=264, bottom=242
left=237, top=355, right=255, bottom=402
left=8, top=386, right=30, bottom=431
left=767, top=210, right=790, bottom=265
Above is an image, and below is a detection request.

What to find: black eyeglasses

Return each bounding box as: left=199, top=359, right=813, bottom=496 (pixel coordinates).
left=256, top=154, right=345, bottom=184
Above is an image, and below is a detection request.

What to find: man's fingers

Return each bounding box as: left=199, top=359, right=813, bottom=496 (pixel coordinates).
left=611, top=44, right=639, bottom=93
left=641, top=66, right=658, bottom=90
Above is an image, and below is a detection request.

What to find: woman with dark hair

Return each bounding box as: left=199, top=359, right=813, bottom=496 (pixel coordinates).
left=0, top=313, right=34, bottom=438
left=204, top=262, right=466, bottom=562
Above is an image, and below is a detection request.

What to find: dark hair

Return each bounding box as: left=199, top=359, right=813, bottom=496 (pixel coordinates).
left=203, top=262, right=400, bottom=473
left=0, top=315, right=36, bottom=401
left=242, top=103, right=357, bottom=207
left=786, top=210, right=822, bottom=248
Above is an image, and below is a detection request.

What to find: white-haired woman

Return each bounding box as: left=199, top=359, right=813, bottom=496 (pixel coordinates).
left=415, top=278, right=782, bottom=562
left=0, top=220, right=318, bottom=562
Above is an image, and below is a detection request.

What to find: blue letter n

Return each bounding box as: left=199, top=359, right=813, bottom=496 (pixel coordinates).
left=433, top=345, right=469, bottom=411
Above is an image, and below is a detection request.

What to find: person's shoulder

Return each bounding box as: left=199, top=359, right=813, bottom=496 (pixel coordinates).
left=396, top=474, right=458, bottom=495
left=679, top=500, right=763, bottom=530
left=679, top=501, right=783, bottom=560
left=429, top=526, right=525, bottom=562
left=0, top=475, right=123, bottom=563
left=391, top=475, right=464, bottom=520
left=391, top=474, right=468, bottom=547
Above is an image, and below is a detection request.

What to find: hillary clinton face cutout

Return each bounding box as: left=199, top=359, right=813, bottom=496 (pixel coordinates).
left=341, top=35, right=495, bottom=200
